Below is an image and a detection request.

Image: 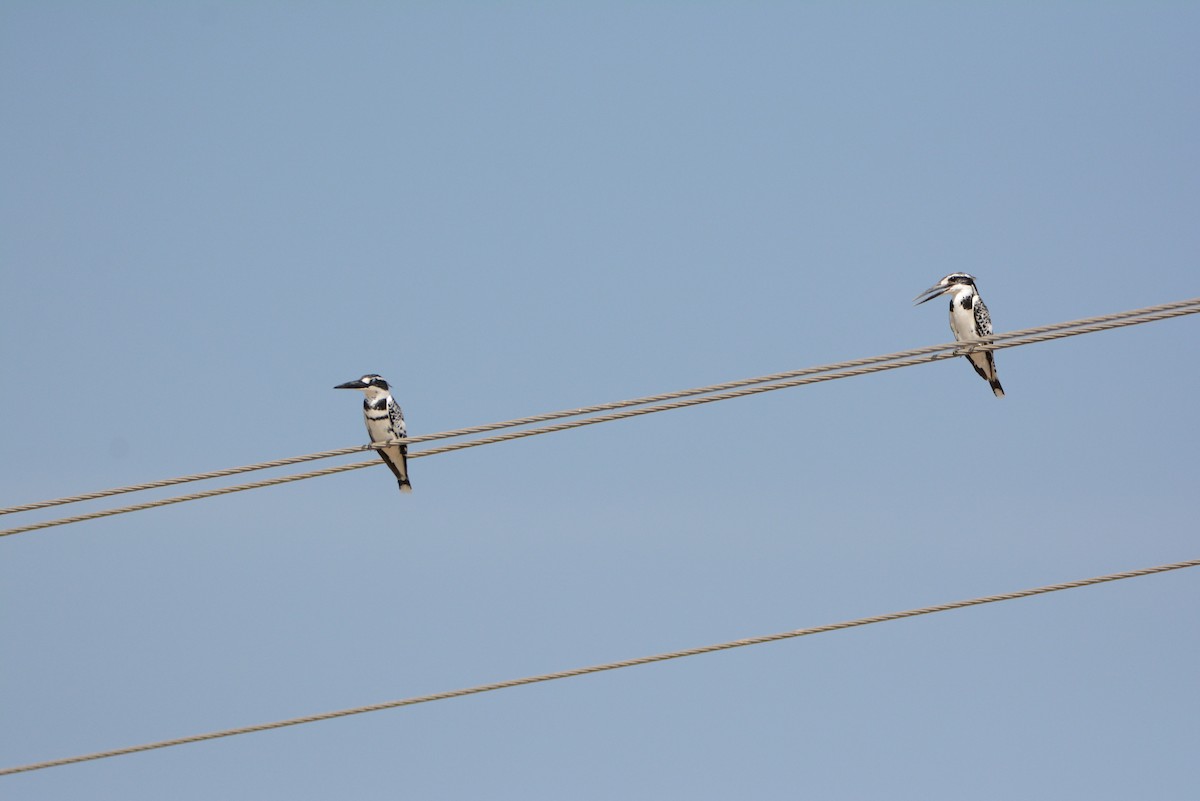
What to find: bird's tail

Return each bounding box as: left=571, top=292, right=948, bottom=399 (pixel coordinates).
left=377, top=447, right=413, bottom=494
left=990, top=379, right=1005, bottom=398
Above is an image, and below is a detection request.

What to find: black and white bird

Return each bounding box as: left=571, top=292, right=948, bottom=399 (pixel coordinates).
left=334, top=374, right=413, bottom=493
left=914, top=273, right=1005, bottom=397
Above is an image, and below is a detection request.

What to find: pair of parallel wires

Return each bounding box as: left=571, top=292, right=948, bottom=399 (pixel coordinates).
left=4, top=296, right=1199, bottom=537
left=2, top=296, right=1198, bottom=776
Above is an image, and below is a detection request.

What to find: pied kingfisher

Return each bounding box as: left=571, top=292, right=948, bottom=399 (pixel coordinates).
left=334, top=374, right=413, bottom=493
left=914, top=273, right=1005, bottom=397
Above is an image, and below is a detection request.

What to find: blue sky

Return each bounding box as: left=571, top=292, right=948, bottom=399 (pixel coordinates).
left=2, top=3, right=1198, bottom=798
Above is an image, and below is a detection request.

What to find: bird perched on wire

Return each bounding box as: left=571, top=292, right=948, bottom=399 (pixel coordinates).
left=334, top=374, right=413, bottom=492
left=914, top=273, right=1005, bottom=397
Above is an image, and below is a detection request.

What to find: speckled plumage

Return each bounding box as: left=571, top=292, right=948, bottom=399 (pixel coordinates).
left=916, top=273, right=1005, bottom=398
left=335, top=374, right=412, bottom=493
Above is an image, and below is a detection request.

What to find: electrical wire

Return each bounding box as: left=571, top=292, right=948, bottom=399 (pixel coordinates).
left=2, top=555, right=1195, bottom=777
left=4, top=296, right=1196, bottom=519
left=1, top=297, right=1197, bottom=541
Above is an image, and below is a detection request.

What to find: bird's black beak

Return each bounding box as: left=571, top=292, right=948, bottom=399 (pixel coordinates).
left=334, top=379, right=368, bottom=390
left=912, top=283, right=949, bottom=306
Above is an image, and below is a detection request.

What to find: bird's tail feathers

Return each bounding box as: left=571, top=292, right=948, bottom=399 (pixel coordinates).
left=398, top=480, right=413, bottom=494
left=990, top=379, right=1005, bottom=398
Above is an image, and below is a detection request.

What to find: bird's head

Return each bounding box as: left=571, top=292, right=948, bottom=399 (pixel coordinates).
left=334, top=374, right=392, bottom=400
left=913, top=272, right=977, bottom=306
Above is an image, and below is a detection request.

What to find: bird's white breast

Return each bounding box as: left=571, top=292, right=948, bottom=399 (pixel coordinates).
left=947, top=291, right=978, bottom=341
left=364, top=414, right=395, bottom=443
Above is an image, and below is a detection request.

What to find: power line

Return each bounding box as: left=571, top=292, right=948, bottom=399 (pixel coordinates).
left=3, top=296, right=1196, bottom=520
left=1, top=297, right=1197, bottom=540
left=2, top=555, right=1195, bottom=777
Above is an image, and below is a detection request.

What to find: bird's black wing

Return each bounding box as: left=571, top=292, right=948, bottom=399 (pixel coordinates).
left=388, top=402, right=408, bottom=456
left=382, top=399, right=412, bottom=491
left=973, top=299, right=994, bottom=338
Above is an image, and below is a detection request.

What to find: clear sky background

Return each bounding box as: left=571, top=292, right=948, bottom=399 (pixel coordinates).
left=2, top=3, right=1198, bottom=799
